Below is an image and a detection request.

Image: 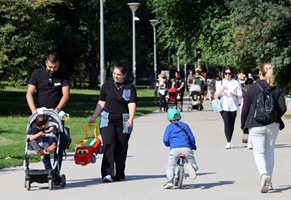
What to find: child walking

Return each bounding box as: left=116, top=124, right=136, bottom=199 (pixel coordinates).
left=163, top=108, right=198, bottom=189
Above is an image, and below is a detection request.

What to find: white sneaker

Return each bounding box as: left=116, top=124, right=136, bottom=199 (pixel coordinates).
left=260, top=174, right=271, bottom=193
left=163, top=181, right=174, bottom=189
left=103, top=175, right=114, bottom=183
left=247, top=143, right=253, bottom=150
left=225, top=142, right=233, bottom=149
left=185, top=163, right=197, bottom=179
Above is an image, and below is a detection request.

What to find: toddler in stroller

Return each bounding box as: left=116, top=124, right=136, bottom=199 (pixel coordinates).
left=23, top=110, right=66, bottom=191
left=166, top=87, right=179, bottom=109
left=28, top=114, right=57, bottom=156
left=188, top=84, right=202, bottom=111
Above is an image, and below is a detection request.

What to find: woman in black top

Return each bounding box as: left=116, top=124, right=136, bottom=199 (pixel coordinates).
left=241, top=63, right=286, bottom=193
left=89, top=60, right=137, bottom=182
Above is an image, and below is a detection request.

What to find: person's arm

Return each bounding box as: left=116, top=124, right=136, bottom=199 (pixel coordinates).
left=241, top=86, right=252, bottom=130
left=127, top=102, right=136, bottom=128
left=89, top=100, right=106, bottom=123
left=26, top=84, right=37, bottom=114
left=44, top=126, right=55, bottom=133
left=54, top=85, right=70, bottom=112
left=171, top=79, right=175, bottom=88
left=230, top=83, right=242, bottom=98
left=186, top=125, right=196, bottom=150
left=163, top=126, right=170, bottom=147
left=29, top=131, right=45, bottom=140
left=178, top=81, right=185, bottom=91
left=277, top=88, right=287, bottom=117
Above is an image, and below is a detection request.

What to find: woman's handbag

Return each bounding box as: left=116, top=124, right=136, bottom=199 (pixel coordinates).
left=212, top=99, right=222, bottom=112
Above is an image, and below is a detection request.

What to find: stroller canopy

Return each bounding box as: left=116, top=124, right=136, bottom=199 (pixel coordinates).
left=26, top=110, right=63, bottom=134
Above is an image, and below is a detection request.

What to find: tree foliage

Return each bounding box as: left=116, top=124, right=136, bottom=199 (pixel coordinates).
left=0, top=0, right=153, bottom=87
left=150, top=0, right=291, bottom=91
left=0, top=0, right=61, bottom=84
left=0, top=0, right=290, bottom=91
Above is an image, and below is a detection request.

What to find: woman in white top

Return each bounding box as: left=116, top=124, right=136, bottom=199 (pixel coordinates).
left=215, top=68, right=242, bottom=149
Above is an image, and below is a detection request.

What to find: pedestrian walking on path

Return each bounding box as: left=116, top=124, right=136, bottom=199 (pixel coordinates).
left=241, top=63, right=287, bottom=193
left=215, top=67, right=242, bottom=149
left=89, top=60, right=137, bottom=183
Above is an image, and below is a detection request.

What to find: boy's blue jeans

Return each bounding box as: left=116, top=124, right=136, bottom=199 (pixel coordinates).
left=166, top=147, right=198, bottom=182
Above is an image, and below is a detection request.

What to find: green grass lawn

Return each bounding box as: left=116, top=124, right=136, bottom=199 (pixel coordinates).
left=0, top=87, right=157, bottom=169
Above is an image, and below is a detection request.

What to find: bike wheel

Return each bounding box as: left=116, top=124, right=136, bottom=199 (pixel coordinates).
left=177, top=167, right=184, bottom=189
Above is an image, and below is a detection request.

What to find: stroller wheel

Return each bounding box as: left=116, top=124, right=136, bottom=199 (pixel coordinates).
left=25, top=180, right=31, bottom=191
left=61, top=174, right=66, bottom=187
left=48, top=179, right=53, bottom=190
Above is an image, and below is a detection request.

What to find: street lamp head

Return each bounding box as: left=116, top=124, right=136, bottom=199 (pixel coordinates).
left=127, top=3, right=140, bottom=12
left=149, top=19, right=158, bottom=27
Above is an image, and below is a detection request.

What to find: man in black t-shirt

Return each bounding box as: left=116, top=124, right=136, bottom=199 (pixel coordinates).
left=26, top=52, right=70, bottom=171
left=26, top=52, right=70, bottom=113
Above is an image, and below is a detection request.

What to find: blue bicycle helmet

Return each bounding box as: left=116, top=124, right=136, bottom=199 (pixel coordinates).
left=167, top=108, right=181, bottom=121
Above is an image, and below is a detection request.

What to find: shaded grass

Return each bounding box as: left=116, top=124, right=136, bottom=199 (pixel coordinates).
left=0, top=87, right=157, bottom=169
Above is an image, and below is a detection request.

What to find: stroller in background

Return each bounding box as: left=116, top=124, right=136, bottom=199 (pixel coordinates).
left=188, top=84, right=202, bottom=111
left=166, top=87, right=179, bottom=109
left=23, top=110, right=66, bottom=191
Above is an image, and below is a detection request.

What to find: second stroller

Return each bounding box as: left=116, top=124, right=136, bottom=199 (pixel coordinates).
left=188, top=84, right=202, bottom=111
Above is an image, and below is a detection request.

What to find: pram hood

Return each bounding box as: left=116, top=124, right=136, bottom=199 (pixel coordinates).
left=168, top=87, right=178, bottom=93
left=26, top=110, right=63, bottom=134
left=189, top=84, right=201, bottom=92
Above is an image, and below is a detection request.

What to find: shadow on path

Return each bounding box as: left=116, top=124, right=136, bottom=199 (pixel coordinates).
left=270, top=185, right=291, bottom=193
left=183, top=180, right=235, bottom=190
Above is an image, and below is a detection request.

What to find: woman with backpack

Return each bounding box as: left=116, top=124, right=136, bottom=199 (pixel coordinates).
left=241, top=63, right=286, bottom=193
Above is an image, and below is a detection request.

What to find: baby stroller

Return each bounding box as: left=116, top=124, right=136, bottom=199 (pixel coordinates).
left=23, top=110, right=66, bottom=191
left=188, top=84, right=202, bottom=111
left=166, top=87, right=178, bottom=109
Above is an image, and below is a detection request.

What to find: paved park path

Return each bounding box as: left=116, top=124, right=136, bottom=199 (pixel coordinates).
left=1, top=100, right=291, bottom=200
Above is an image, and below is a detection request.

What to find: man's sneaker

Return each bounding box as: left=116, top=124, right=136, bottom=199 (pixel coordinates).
left=185, top=163, right=197, bottom=179
left=113, top=176, right=125, bottom=182
left=163, top=181, right=174, bottom=189
left=47, top=143, right=57, bottom=152
left=225, top=142, right=233, bottom=149
left=260, top=174, right=271, bottom=193
left=103, top=175, right=114, bottom=183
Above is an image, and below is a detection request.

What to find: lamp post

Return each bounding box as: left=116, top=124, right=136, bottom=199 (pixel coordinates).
left=149, top=19, right=158, bottom=102
left=100, top=0, right=105, bottom=88
left=127, top=2, right=140, bottom=85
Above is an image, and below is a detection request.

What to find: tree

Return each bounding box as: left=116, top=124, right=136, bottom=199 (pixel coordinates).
left=0, top=0, right=61, bottom=85
left=228, top=0, right=291, bottom=90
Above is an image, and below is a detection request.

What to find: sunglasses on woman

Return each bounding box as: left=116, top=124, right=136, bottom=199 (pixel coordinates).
left=225, top=72, right=231, bottom=75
